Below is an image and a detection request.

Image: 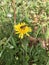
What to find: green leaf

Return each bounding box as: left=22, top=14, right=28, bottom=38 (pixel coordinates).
left=46, top=60, right=49, bottom=65
left=21, top=39, right=28, bottom=52
left=11, top=37, right=16, bottom=47
left=45, top=28, right=49, bottom=39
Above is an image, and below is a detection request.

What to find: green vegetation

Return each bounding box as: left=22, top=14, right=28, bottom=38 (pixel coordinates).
left=0, top=0, right=49, bottom=65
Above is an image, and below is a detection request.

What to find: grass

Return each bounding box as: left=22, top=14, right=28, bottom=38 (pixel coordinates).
left=0, top=0, right=49, bottom=65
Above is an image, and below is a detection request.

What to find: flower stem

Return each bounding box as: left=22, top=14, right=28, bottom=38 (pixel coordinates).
left=12, top=0, right=16, bottom=24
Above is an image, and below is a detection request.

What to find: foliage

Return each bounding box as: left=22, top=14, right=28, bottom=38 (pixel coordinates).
left=0, top=0, right=49, bottom=65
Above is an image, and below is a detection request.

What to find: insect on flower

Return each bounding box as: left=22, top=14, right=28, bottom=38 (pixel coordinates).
left=20, top=25, right=27, bottom=29
left=14, top=22, right=32, bottom=39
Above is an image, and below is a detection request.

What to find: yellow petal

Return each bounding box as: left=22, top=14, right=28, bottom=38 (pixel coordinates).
left=15, top=32, right=19, bottom=34
left=19, top=34, right=24, bottom=39
left=26, top=33, right=30, bottom=37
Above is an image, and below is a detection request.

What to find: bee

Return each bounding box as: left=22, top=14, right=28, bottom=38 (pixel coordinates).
left=20, top=25, right=27, bottom=29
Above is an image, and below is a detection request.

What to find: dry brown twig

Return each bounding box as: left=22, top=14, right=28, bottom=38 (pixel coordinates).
left=12, top=0, right=16, bottom=24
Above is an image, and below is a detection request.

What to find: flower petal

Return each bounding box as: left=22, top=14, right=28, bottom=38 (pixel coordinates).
left=26, top=33, right=30, bottom=36
left=19, top=34, right=24, bottom=39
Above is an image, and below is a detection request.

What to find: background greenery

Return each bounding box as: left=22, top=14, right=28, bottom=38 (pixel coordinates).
left=0, top=0, right=49, bottom=65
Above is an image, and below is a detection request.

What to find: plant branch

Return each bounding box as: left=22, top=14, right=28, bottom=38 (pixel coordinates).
left=12, top=0, right=16, bottom=24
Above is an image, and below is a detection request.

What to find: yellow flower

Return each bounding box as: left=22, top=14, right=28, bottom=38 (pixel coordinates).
left=14, top=22, right=32, bottom=39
